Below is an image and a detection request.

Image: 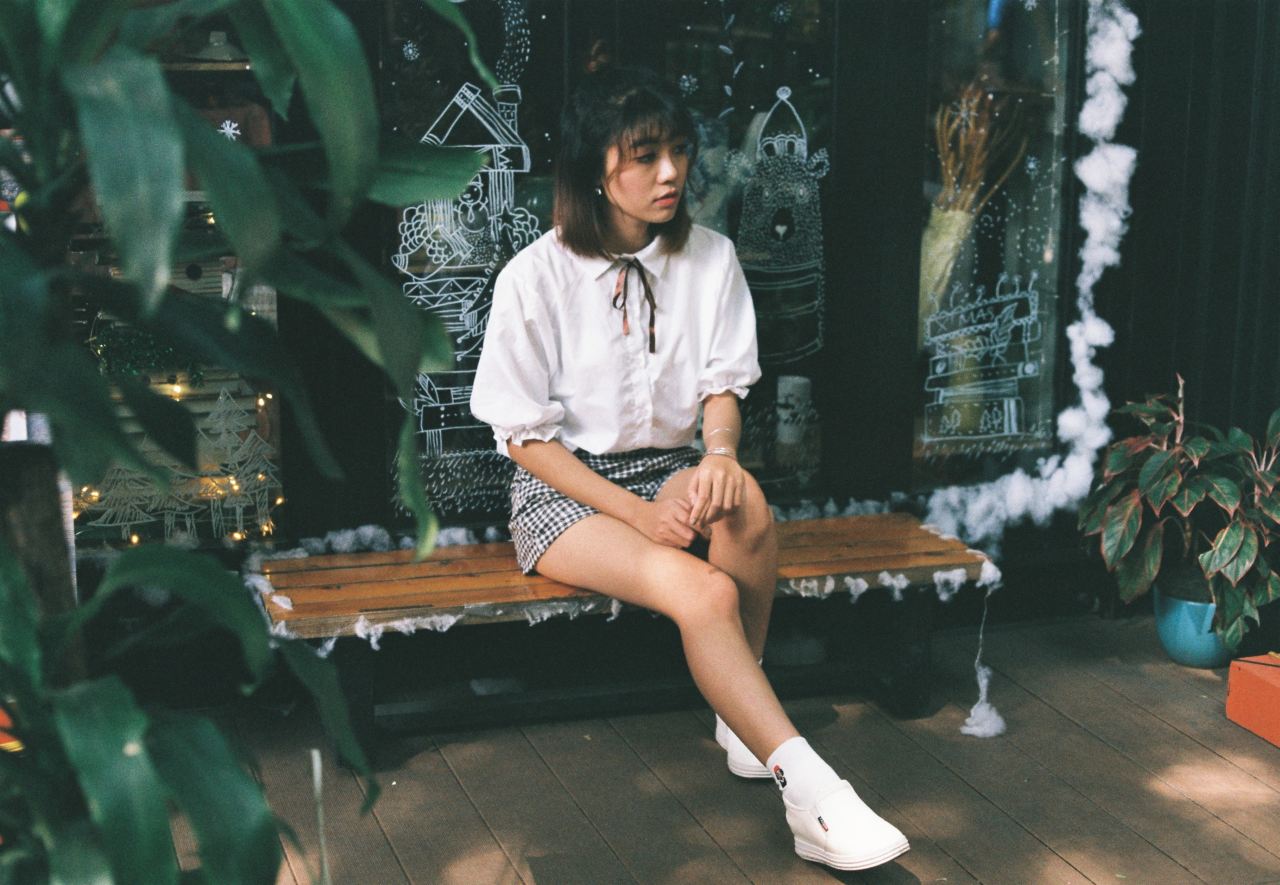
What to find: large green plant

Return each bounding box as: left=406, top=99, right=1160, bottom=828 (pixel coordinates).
left=1079, top=376, right=1280, bottom=649
left=0, top=0, right=493, bottom=881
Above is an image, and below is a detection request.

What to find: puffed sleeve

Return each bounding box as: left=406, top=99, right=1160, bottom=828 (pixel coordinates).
left=697, top=245, right=762, bottom=400
left=470, top=266, right=565, bottom=457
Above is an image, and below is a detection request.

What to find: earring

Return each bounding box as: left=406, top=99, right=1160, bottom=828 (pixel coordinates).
left=594, top=186, right=603, bottom=197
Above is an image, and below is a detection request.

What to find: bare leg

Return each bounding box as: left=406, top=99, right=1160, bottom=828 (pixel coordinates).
left=655, top=467, right=778, bottom=660
left=536, top=514, right=798, bottom=764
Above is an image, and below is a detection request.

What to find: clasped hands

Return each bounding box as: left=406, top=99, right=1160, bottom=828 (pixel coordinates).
left=640, top=453, right=745, bottom=549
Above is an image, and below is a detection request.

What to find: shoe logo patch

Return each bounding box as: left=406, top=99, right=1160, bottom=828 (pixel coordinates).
left=818, top=815, right=829, bottom=832
left=772, top=765, right=787, bottom=788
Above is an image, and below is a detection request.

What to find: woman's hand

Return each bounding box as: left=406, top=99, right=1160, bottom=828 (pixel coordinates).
left=687, top=453, right=745, bottom=530
left=634, top=498, right=702, bottom=548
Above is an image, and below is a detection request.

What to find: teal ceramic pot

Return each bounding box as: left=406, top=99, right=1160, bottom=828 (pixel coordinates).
left=1153, top=586, right=1233, bottom=668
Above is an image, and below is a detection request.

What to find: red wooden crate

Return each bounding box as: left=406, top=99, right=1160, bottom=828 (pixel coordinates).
left=1225, top=654, right=1280, bottom=747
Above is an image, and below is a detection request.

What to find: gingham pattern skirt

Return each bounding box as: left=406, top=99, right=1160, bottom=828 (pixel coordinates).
left=509, top=446, right=703, bottom=574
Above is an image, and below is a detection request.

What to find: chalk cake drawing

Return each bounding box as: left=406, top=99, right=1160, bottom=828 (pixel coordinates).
left=922, top=272, right=1042, bottom=444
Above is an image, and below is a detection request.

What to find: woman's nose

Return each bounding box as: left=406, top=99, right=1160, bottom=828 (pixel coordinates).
left=657, top=152, right=681, bottom=182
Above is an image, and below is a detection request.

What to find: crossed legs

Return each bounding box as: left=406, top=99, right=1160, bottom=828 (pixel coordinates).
left=534, top=466, right=796, bottom=765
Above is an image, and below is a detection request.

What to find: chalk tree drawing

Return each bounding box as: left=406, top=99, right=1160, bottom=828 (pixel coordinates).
left=735, top=87, right=829, bottom=366
left=82, top=386, right=281, bottom=542
left=391, top=0, right=538, bottom=515
left=922, top=272, right=1043, bottom=445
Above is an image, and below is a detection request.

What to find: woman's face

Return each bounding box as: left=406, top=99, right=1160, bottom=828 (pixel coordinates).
left=600, top=133, right=691, bottom=245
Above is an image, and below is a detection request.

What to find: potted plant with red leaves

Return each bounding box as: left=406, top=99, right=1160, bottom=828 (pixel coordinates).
left=1079, top=376, right=1280, bottom=664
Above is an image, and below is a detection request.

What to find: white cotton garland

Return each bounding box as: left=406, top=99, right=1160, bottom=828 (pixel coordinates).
left=924, top=0, right=1140, bottom=552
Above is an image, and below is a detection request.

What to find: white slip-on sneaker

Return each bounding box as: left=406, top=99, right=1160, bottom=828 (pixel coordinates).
left=714, top=716, right=772, bottom=779
left=784, top=779, right=910, bottom=871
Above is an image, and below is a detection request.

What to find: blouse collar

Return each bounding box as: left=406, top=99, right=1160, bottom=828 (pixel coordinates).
left=579, top=233, right=672, bottom=282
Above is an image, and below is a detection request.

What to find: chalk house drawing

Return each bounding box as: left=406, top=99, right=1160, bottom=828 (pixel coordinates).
left=922, top=272, right=1042, bottom=444
left=735, top=86, right=829, bottom=366
left=391, top=0, right=538, bottom=515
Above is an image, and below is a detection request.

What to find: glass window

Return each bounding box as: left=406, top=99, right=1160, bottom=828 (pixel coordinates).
left=915, top=0, right=1071, bottom=489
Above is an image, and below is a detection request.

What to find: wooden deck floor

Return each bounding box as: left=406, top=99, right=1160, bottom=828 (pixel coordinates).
left=224, top=614, right=1280, bottom=884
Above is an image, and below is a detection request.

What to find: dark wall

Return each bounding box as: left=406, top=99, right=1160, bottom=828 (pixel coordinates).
left=278, top=0, right=1280, bottom=539
left=1099, top=0, right=1280, bottom=435
left=822, top=1, right=929, bottom=500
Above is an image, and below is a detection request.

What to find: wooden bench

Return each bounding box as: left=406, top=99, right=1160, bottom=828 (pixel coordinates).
left=261, top=513, right=990, bottom=734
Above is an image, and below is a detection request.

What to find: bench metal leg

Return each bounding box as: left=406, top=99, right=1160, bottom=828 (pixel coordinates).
left=878, top=586, right=934, bottom=719
left=331, top=638, right=380, bottom=760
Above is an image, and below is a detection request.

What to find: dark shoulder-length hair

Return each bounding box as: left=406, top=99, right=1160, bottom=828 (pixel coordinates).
left=554, top=65, right=699, bottom=258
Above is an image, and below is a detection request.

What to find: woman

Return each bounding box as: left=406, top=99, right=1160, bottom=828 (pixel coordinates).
left=470, top=64, right=909, bottom=872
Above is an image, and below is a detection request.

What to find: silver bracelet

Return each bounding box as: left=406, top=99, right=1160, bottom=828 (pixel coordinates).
left=703, top=447, right=738, bottom=460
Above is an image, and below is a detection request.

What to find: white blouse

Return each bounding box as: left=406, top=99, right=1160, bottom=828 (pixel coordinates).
left=470, top=224, right=761, bottom=457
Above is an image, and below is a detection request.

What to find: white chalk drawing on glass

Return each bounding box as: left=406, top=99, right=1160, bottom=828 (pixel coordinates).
left=918, top=85, right=1063, bottom=458
left=735, top=87, right=829, bottom=366
left=921, top=272, right=1042, bottom=444
left=390, top=0, right=536, bottom=515
left=81, top=387, right=280, bottom=542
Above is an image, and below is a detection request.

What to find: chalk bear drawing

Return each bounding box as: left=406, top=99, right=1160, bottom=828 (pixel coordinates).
left=735, top=87, right=829, bottom=366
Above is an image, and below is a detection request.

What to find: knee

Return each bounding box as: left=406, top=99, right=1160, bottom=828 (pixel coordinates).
left=721, top=473, right=775, bottom=548
left=671, top=567, right=741, bottom=630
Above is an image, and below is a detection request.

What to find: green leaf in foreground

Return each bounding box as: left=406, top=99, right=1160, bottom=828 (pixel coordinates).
left=117, top=374, right=197, bottom=471
left=62, top=546, right=271, bottom=686
left=398, top=415, right=438, bottom=561
left=264, top=0, right=377, bottom=227
left=276, top=640, right=380, bottom=811
left=51, top=678, right=179, bottom=885
left=175, top=100, right=283, bottom=279
left=229, top=3, right=298, bottom=120
left=420, top=0, right=500, bottom=91
left=83, top=277, right=343, bottom=480
left=62, top=47, right=183, bottom=311
left=366, top=139, right=485, bottom=208
left=148, top=713, right=282, bottom=883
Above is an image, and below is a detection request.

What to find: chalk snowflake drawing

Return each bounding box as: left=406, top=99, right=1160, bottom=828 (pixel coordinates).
left=402, top=39, right=420, bottom=62
left=218, top=120, right=240, bottom=141
left=736, top=87, right=829, bottom=365
left=391, top=0, right=538, bottom=515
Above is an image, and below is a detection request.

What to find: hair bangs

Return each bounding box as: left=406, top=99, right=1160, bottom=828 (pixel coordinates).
left=612, top=99, right=695, bottom=160
left=555, top=66, right=698, bottom=258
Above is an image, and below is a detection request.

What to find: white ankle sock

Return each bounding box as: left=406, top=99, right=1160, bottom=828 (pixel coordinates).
left=766, top=736, right=840, bottom=808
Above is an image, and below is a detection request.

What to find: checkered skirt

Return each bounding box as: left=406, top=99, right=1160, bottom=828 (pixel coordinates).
left=509, top=446, right=703, bottom=574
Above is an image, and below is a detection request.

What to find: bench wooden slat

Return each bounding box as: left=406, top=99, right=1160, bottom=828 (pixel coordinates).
left=265, top=535, right=962, bottom=593
left=275, top=540, right=980, bottom=608
left=260, top=513, right=940, bottom=578
left=261, top=540, right=518, bottom=574
left=260, top=515, right=987, bottom=639
left=266, top=553, right=525, bottom=590
left=274, top=549, right=983, bottom=619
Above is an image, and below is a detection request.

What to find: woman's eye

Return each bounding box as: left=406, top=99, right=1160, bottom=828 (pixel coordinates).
left=673, top=143, right=690, bottom=155
left=636, top=153, right=656, bottom=163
